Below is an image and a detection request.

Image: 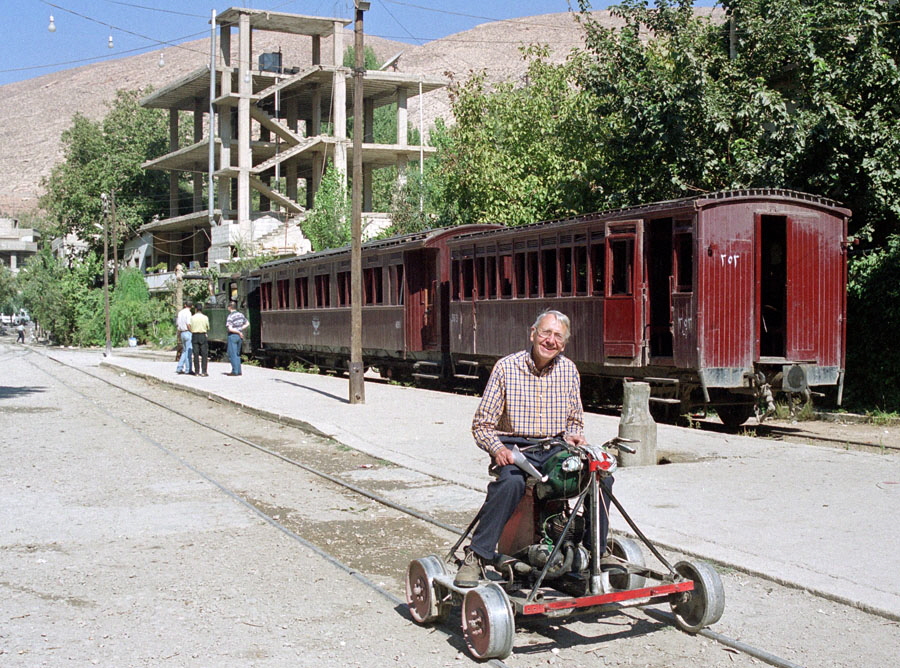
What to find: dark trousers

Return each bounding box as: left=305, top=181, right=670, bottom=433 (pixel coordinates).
left=470, top=445, right=614, bottom=561
left=192, top=333, right=209, bottom=375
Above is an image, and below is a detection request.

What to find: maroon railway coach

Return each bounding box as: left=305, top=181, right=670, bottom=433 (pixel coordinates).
left=249, top=225, right=498, bottom=376
left=445, top=189, right=850, bottom=426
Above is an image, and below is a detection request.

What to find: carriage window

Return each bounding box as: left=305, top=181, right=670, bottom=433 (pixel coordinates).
left=462, top=258, right=474, bottom=300
left=542, top=249, right=557, bottom=297
left=337, top=271, right=351, bottom=306
left=451, top=259, right=461, bottom=301
left=261, top=282, right=273, bottom=311
left=674, top=232, right=693, bottom=292
left=474, top=258, right=486, bottom=300
left=575, top=246, right=588, bottom=294
left=610, top=238, right=634, bottom=295
left=560, top=247, right=573, bottom=295
left=527, top=252, right=539, bottom=297
left=228, top=281, right=238, bottom=302
left=389, top=265, right=404, bottom=305
left=591, top=244, right=605, bottom=295
left=485, top=256, right=497, bottom=299
left=315, top=274, right=331, bottom=308
left=514, top=253, right=526, bottom=298
left=364, top=266, right=383, bottom=305
left=277, top=279, right=290, bottom=309
left=499, top=255, right=513, bottom=298
left=295, top=276, right=308, bottom=309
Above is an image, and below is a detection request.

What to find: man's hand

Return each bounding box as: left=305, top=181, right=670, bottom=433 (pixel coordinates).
left=565, top=433, right=587, bottom=446
left=492, top=447, right=515, bottom=467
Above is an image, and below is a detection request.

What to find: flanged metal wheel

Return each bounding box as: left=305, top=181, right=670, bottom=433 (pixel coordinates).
left=607, top=535, right=647, bottom=590
left=670, top=560, right=725, bottom=633
left=461, top=582, right=515, bottom=660
left=405, top=555, right=450, bottom=624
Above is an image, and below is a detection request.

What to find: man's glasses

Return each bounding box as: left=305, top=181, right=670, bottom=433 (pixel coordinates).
left=535, top=328, right=566, bottom=343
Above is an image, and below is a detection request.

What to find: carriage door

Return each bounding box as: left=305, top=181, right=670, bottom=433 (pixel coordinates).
left=784, top=215, right=820, bottom=361
left=603, top=221, right=644, bottom=361
left=404, top=248, right=439, bottom=351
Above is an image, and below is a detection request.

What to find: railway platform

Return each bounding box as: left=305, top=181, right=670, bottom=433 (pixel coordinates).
left=100, top=351, right=900, bottom=622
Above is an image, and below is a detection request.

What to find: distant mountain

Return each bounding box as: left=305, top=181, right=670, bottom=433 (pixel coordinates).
left=0, top=9, right=720, bottom=217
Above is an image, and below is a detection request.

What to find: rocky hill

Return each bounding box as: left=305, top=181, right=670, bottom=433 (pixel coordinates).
left=0, top=9, right=720, bottom=218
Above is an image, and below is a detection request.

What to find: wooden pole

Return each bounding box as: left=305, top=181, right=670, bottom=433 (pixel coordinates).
left=349, top=1, right=367, bottom=404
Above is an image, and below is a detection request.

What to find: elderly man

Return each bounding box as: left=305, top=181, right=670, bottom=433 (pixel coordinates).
left=455, top=309, right=613, bottom=587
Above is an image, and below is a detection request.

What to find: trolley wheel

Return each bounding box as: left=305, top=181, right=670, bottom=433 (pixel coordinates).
left=717, top=404, right=755, bottom=430
left=670, top=560, right=725, bottom=633
left=607, top=536, right=646, bottom=590
left=461, top=582, right=515, bottom=660
left=405, top=556, right=451, bottom=624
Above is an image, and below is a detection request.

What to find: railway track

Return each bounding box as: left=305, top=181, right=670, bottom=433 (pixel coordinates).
left=13, top=346, right=822, bottom=668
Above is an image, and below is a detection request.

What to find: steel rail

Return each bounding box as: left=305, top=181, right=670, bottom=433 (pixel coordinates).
left=28, top=348, right=805, bottom=668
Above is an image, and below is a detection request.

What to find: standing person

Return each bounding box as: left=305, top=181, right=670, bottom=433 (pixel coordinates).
left=454, top=309, right=614, bottom=587
left=225, top=301, right=249, bottom=376
left=189, top=302, right=210, bottom=377
left=16, top=322, right=25, bottom=343
left=175, top=302, right=193, bottom=375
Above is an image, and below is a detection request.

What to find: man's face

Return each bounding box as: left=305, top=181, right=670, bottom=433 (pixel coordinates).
left=530, top=315, right=568, bottom=368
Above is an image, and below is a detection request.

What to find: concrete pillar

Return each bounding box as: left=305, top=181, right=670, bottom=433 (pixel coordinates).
left=363, top=98, right=374, bottom=212
left=217, top=24, right=232, bottom=216
left=193, top=98, right=204, bottom=211
left=312, top=35, right=321, bottom=65
left=332, top=20, right=347, bottom=183
left=397, top=87, right=408, bottom=146
left=311, top=85, right=322, bottom=136
left=237, top=11, right=252, bottom=227
left=617, top=381, right=657, bottom=467
left=169, top=109, right=179, bottom=218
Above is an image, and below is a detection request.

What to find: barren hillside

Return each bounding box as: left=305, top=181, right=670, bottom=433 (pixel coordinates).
left=0, top=9, right=721, bottom=217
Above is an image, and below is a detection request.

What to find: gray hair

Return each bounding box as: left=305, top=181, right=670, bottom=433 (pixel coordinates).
left=531, top=309, right=571, bottom=343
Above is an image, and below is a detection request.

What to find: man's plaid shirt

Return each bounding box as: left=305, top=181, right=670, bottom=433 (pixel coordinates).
left=472, top=349, right=584, bottom=456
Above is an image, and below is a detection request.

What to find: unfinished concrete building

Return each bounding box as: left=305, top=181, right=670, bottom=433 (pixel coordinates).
left=139, top=7, right=445, bottom=270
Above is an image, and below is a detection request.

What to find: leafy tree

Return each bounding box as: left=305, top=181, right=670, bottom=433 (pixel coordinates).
left=40, top=88, right=191, bottom=253
left=302, top=164, right=351, bottom=251
left=0, top=265, right=19, bottom=316
left=18, top=248, right=102, bottom=346
left=110, top=267, right=151, bottom=343
left=431, top=46, right=600, bottom=226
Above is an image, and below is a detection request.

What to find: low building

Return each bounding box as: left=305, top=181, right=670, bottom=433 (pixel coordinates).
left=0, top=217, right=39, bottom=273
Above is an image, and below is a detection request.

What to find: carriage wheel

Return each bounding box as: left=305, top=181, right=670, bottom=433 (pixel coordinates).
left=670, top=560, right=725, bottom=633
left=717, top=404, right=755, bottom=430
left=607, top=536, right=646, bottom=591
left=461, top=583, right=515, bottom=660
left=405, top=556, right=450, bottom=624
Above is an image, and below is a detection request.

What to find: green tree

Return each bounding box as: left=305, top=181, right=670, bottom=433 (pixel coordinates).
left=40, top=88, right=190, bottom=253
left=0, top=265, right=19, bottom=316
left=431, top=46, right=600, bottom=226
left=110, top=267, right=151, bottom=343
left=302, top=165, right=351, bottom=251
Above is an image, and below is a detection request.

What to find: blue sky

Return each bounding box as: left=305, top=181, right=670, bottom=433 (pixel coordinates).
left=2, top=1, right=717, bottom=87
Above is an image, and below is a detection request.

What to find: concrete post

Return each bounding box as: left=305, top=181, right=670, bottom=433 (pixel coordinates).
left=617, top=381, right=657, bottom=467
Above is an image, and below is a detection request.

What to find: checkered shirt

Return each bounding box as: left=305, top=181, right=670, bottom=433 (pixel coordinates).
left=472, top=349, right=584, bottom=456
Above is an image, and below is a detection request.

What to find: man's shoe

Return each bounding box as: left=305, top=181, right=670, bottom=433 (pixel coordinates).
left=176, top=370, right=184, bottom=374
left=454, top=548, right=484, bottom=588
left=200, top=373, right=208, bottom=377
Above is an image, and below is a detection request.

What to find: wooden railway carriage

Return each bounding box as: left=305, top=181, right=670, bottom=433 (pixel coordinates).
left=446, top=189, right=850, bottom=426
left=249, top=225, right=498, bottom=375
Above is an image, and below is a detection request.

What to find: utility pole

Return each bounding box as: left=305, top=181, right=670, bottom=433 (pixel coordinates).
left=349, top=0, right=369, bottom=404
left=100, top=193, right=112, bottom=357
left=111, top=188, right=118, bottom=285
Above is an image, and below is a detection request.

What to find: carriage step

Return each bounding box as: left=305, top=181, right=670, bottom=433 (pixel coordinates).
left=413, top=361, right=439, bottom=370
left=453, top=374, right=480, bottom=380
left=412, top=372, right=441, bottom=380
left=645, top=377, right=679, bottom=385
left=456, top=359, right=478, bottom=367
left=649, top=397, right=682, bottom=405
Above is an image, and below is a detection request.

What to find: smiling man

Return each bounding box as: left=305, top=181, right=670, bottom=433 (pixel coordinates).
left=455, top=309, right=613, bottom=587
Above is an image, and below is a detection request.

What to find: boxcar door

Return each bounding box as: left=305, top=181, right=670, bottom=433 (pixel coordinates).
left=404, top=248, right=439, bottom=351
left=785, top=215, right=826, bottom=361
left=603, top=221, right=644, bottom=361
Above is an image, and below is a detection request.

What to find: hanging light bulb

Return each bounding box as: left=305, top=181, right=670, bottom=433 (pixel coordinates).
left=108, top=32, right=114, bottom=49
left=48, top=15, right=56, bottom=32
left=158, top=52, right=165, bottom=68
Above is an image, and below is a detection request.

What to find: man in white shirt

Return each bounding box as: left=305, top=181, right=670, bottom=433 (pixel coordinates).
left=175, top=303, right=193, bottom=375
